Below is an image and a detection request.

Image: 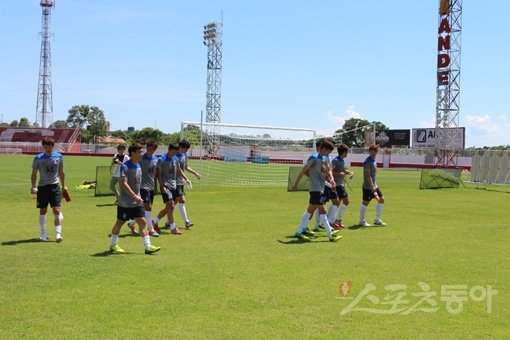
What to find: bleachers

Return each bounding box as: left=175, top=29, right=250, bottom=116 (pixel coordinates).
left=0, top=127, right=80, bottom=152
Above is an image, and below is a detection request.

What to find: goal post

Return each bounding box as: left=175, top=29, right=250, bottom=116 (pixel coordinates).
left=180, top=121, right=317, bottom=187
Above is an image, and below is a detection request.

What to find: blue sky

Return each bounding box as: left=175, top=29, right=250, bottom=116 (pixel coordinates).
left=1, top=0, right=509, bottom=147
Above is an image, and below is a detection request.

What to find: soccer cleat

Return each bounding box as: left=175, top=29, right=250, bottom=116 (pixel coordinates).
left=313, top=224, right=324, bottom=232
left=334, top=220, right=346, bottom=229
left=39, top=234, right=48, bottom=241
left=145, top=245, right=161, bottom=254
left=128, top=224, right=139, bottom=235
left=162, top=222, right=171, bottom=230
left=185, top=221, right=194, bottom=229
left=152, top=223, right=162, bottom=234
left=329, top=235, right=343, bottom=242
left=110, top=244, right=125, bottom=254
left=294, top=232, right=311, bottom=241
left=330, top=222, right=342, bottom=230
left=302, top=228, right=315, bottom=237
left=373, top=220, right=387, bottom=226
left=332, top=229, right=341, bottom=236
left=56, top=234, right=63, bottom=243
left=359, top=220, right=371, bottom=227
left=149, top=230, right=160, bottom=237
left=171, top=228, right=182, bottom=235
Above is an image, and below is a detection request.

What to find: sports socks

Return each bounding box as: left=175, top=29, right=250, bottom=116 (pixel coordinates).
left=359, top=204, right=367, bottom=222
left=327, top=204, right=338, bottom=224
left=336, top=203, right=348, bottom=221
left=319, top=214, right=334, bottom=238
left=143, top=235, right=151, bottom=248
left=375, top=203, right=383, bottom=221
left=145, top=211, right=153, bottom=231
left=296, top=211, right=311, bottom=234
left=178, top=203, right=189, bottom=223
left=110, top=234, right=119, bottom=246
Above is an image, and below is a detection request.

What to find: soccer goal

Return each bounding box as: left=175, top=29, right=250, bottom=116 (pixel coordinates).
left=180, top=121, right=317, bottom=187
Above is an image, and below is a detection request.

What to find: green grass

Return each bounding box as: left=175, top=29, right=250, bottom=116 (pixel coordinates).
left=0, top=154, right=508, bottom=339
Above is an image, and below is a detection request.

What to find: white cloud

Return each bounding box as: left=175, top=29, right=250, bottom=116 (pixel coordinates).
left=463, top=114, right=510, bottom=147
left=320, top=105, right=363, bottom=137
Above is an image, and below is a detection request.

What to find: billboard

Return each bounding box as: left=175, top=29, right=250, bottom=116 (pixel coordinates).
left=412, top=127, right=465, bottom=150
left=364, top=129, right=411, bottom=147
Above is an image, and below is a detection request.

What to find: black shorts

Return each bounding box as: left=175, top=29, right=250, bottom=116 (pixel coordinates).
left=362, top=188, right=383, bottom=202
left=322, top=185, right=338, bottom=202
left=140, top=189, right=154, bottom=204
left=309, top=191, right=327, bottom=206
left=37, top=184, right=61, bottom=208
left=175, top=185, right=185, bottom=198
left=117, top=206, right=145, bottom=221
left=161, top=187, right=178, bottom=203
left=336, top=186, right=348, bottom=199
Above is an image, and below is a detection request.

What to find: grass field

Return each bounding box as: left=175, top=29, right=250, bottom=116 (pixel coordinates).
left=0, top=154, right=508, bottom=339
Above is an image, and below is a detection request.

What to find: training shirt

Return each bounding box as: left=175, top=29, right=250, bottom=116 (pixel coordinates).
left=118, top=160, right=143, bottom=208
left=111, top=153, right=129, bottom=178
left=332, top=155, right=347, bottom=187
left=140, top=153, right=159, bottom=190
left=32, top=152, right=63, bottom=186
left=158, top=153, right=178, bottom=190
left=175, top=152, right=188, bottom=186
left=306, top=152, right=326, bottom=192
left=362, top=156, right=378, bottom=190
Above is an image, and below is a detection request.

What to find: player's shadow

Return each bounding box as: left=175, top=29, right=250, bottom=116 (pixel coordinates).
left=96, top=203, right=116, bottom=207
left=347, top=224, right=386, bottom=230
left=277, top=235, right=330, bottom=244
left=90, top=250, right=138, bottom=257
left=1, top=238, right=47, bottom=246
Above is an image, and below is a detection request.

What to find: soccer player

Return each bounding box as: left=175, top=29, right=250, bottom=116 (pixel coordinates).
left=109, top=143, right=161, bottom=254
left=359, top=144, right=387, bottom=227
left=31, top=137, right=67, bottom=242
left=175, top=140, right=201, bottom=229
left=294, top=139, right=342, bottom=242
left=154, top=143, right=192, bottom=235
left=127, top=139, right=160, bottom=237
left=110, top=144, right=129, bottom=204
left=332, top=143, right=354, bottom=228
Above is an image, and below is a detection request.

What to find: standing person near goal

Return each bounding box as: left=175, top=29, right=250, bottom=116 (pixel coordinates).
left=127, top=139, right=160, bottom=237
left=154, top=143, right=192, bottom=235
left=332, top=143, right=354, bottom=228
left=175, top=140, right=201, bottom=229
left=110, top=144, right=129, bottom=205
left=31, top=137, right=67, bottom=242
left=359, top=144, right=387, bottom=227
left=109, top=143, right=161, bottom=254
left=294, top=139, right=342, bottom=242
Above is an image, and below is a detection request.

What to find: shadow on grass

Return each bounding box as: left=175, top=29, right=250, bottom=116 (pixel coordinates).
left=1, top=238, right=52, bottom=246
left=90, top=250, right=139, bottom=257
left=277, top=235, right=332, bottom=244
left=347, top=224, right=386, bottom=231
left=96, top=203, right=116, bottom=207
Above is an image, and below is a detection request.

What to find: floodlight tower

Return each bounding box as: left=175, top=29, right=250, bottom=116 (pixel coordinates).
left=203, top=20, right=223, bottom=156
left=435, top=0, right=462, bottom=167
left=35, top=0, right=55, bottom=128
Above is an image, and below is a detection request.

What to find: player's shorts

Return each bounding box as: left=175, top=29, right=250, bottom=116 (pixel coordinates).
left=36, top=184, right=61, bottom=208
left=117, top=206, right=145, bottom=221
left=175, top=185, right=185, bottom=198
left=140, top=189, right=154, bottom=204
left=362, top=188, right=383, bottom=202
left=322, top=185, right=338, bottom=202
left=309, top=191, right=327, bottom=205
left=336, top=185, right=348, bottom=199
left=161, top=186, right=178, bottom=203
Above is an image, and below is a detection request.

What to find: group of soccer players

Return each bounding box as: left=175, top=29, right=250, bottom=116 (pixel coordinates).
left=291, top=139, right=386, bottom=242
left=31, top=137, right=200, bottom=255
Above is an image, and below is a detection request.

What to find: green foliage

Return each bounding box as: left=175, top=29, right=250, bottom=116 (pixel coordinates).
left=50, top=120, right=68, bottom=128
left=66, top=105, right=108, bottom=144
left=18, top=117, right=31, bottom=128
left=334, top=118, right=389, bottom=147
left=1, top=155, right=509, bottom=338
left=9, top=120, right=18, bottom=127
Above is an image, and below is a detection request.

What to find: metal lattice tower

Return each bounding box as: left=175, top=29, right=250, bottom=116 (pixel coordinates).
left=35, top=0, right=55, bottom=128
left=203, top=21, right=223, bottom=157
left=435, top=0, right=462, bottom=167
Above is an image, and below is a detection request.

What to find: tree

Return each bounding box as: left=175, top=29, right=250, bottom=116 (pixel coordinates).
left=9, top=120, right=18, bottom=127
left=86, top=106, right=107, bottom=144
left=128, top=128, right=164, bottom=145
left=66, top=105, right=91, bottom=129
left=110, top=129, right=126, bottom=140
left=18, top=117, right=31, bottom=128
left=334, top=118, right=389, bottom=147
left=50, top=120, right=68, bottom=128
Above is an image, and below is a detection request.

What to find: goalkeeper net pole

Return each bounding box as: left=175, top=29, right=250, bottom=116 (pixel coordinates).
left=180, top=121, right=317, bottom=188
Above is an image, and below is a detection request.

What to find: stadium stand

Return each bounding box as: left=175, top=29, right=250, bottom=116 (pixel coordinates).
left=0, top=127, right=80, bottom=153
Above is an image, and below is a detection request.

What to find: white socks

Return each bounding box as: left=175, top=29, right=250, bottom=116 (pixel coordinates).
left=110, top=234, right=119, bottom=246
left=178, top=203, right=189, bottom=223
left=319, top=214, right=334, bottom=238
left=145, top=211, right=153, bottom=231
left=143, top=235, right=151, bottom=248
left=359, top=204, right=367, bottom=222
left=327, top=204, right=339, bottom=224
left=375, top=203, right=383, bottom=221
left=336, top=204, right=348, bottom=221
left=297, top=211, right=311, bottom=234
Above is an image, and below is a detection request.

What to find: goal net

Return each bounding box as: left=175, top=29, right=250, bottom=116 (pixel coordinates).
left=180, top=122, right=317, bottom=187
